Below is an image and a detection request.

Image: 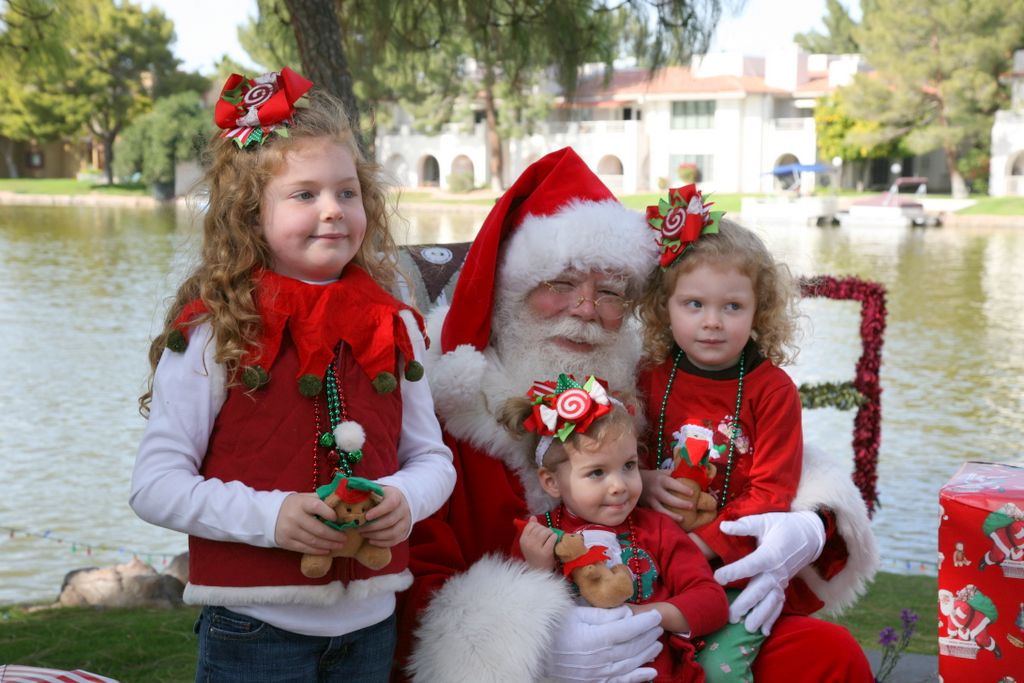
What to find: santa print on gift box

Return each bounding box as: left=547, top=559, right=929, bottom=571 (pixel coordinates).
left=938, top=584, right=1003, bottom=659
left=978, top=503, right=1024, bottom=574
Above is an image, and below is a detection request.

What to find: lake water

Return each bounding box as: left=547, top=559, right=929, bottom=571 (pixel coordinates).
left=1, top=202, right=1022, bottom=604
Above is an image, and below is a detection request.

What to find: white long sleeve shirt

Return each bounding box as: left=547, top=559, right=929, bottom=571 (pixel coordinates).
left=130, top=309, right=455, bottom=636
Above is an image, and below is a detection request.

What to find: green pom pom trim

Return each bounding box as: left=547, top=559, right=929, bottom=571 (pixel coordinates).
left=404, top=360, right=424, bottom=382
left=166, top=329, right=187, bottom=353
left=298, top=373, right=323, bottom=397
left=372, top=371, right=397, bottom=394
left=241, top=365, right=270, bottom=389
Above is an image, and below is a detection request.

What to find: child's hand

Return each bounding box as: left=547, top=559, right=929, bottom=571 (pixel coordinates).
left=520, top=519, right=557, bottom=570
left=639, top=469, right=695, bottom=523
left=275, top=492, right=349, bottom=554
left=361, top=486, right=411, bottom=548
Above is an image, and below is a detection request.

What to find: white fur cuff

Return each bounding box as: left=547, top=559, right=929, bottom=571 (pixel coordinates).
left=407, top=555, right=572, bottom=682
left=792, top=443, right=879, bottom=615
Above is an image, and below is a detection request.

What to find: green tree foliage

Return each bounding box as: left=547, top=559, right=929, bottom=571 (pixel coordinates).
left=0, top=0, right=208, bottom=183
left=793, top=0, right=860, bottom=53
left=422, top=0, right=726, bottom=189
left=62, top=0, right=202, bottom=185
left=844, top=0, right=1024, bottom=196
left=113, top=91, right=210, bottom=190
left=266, top=0, right=726, bottom=188
left=0, top=1, right=77, bottom=176
left=238, top=0, right=300, bottom=72
left=815, top=90, right=903, bottom=161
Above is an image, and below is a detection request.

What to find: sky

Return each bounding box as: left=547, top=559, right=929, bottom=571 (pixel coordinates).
left=142, top=0, right=861, bottom=76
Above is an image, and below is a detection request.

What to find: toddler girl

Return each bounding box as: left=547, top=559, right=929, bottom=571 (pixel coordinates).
left=501, top=374, right=728, bottom=682
left=130, top=68, right=455, bottom=683
left=637, top=185, right=804, bottom=680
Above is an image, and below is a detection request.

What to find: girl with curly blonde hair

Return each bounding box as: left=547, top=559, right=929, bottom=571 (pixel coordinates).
left=635, top=192, right=804, bottom=681
left=130, top=68, right=453, bottom=683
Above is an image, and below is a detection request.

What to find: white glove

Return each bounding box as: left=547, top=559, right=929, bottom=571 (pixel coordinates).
left=712, top=510, right=826, bottom=636
left=546, top=605, right=663, bottom=683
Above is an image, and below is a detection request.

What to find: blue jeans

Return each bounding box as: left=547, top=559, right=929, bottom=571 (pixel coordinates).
left=194, top=606, right=396, bottom=683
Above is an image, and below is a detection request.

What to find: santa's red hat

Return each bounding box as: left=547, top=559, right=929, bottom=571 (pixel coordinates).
left=440, top=147, right=655, bottom=353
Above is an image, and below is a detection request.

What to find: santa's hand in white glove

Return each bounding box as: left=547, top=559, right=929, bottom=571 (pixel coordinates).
left=546, top=605, right=663, bottom=683
left=712, top=510, right=826, bottom=636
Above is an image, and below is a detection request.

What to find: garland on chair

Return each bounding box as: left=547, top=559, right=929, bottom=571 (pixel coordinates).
left=799, top=275, right=887, bottom=516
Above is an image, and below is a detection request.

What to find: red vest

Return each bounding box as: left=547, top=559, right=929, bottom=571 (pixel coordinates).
left=188, top=332, right=408, bottom=599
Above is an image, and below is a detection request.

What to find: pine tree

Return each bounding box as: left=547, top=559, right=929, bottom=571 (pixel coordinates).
left=844, top=0, right=1024, bottom=196
left=794, top=0, right=860, bottom=54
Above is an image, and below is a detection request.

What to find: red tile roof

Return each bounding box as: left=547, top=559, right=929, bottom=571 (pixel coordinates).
left=567, top=65, right=793, bottom=102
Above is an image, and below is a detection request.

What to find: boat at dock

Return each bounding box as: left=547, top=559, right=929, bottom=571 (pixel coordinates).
left=837, top=177, right=942, bottom=227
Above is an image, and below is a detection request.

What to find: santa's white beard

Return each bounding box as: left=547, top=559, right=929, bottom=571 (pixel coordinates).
left=491, top=290, right=642, bottom=396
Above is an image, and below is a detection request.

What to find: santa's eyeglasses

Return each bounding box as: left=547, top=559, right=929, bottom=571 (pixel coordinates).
left=540, top=280, right=631, bottom=320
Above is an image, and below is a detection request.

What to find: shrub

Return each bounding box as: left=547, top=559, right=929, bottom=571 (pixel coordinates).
left=114, top=93, right=211, bottom=188
left=446, top=170, right=475, bottom=193
left=677, top=162, right=699, bottom=183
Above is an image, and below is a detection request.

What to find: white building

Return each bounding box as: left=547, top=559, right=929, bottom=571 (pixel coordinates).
left=990, top=49, right=1024, bottom=196
left=375, top=48, right=867, bottom=194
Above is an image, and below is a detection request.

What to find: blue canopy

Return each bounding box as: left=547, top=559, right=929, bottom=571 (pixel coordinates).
left=768, top=163, right=833, bottom=175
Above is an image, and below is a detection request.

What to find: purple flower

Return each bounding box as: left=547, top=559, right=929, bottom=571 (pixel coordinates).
left=900, top=608, right=919, bottom=629
left=878, top=627, right=898, bottom=647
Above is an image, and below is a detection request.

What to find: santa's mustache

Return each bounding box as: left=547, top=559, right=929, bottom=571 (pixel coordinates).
left=537, top=316, right=617, bottom=348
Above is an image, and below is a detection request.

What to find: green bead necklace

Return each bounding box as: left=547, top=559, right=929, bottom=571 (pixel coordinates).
left=655, top=347, right=745, bottom=508
left=311, top=348, right=363, bottom=489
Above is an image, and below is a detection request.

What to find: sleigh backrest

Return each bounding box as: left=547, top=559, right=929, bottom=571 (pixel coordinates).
left=396, top=244, right=886, bottom=514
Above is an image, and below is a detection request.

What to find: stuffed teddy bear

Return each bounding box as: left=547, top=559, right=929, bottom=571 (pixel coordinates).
left=665, top=423, right=719, bottom=531
left=300, top=474, right=392, bottom=578
left=553, top=531, right=634, bottom=609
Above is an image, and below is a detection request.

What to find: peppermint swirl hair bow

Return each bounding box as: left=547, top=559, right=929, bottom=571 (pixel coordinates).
left=646, top=184, right=724, bottom=269
left=214, top=66, right=313, bottom=148
left=524, top=374, right=614, bottom=465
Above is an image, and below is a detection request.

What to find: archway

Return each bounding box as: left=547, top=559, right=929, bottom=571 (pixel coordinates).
left=773, top=153, right=800, bottom=191
left=449, top=155, right=475, bottom=191
left=420, top=155, right=440, bottom=187
left=1009, top=151, right=1024, bottom=177
left=597, top=155, right=623, bottom=175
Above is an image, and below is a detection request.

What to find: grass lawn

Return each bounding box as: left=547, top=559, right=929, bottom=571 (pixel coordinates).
left=0, top=178, right=147, bottom=196
left=955, top=195, right=1024, bottom=215
left=826, top=572, right=937, bottom=656
left=0, top=571, right=935, bottom=681
left=0, top=605, right=198, bottom=683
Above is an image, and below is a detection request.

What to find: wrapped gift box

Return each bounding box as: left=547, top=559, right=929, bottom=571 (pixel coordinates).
left=938, top=461, right=1024, bottom=681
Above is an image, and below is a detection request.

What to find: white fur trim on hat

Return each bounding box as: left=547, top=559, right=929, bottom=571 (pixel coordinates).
left=498, top=199, right=657, bottom=298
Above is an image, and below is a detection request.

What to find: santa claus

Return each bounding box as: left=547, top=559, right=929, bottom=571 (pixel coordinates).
left=978, top=503, right=1024, bottom=571
left=396, top=147, right=877, bottom=682
left=940, top=585, right=1003, bottom=658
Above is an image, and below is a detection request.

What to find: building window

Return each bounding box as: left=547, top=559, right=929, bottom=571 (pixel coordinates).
left=668, top=153, right=713, bottom=183
left=671, top=100, right=715, bottom=129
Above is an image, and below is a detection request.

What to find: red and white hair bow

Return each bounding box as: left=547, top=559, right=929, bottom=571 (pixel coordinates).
left=523, top=374, right=617, bottom=466
left=646, top=184, right=724, bottom=269
left=214, top=67, right=313, bottom=148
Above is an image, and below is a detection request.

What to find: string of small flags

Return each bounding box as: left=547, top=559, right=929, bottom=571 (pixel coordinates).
left=2, top=525, right=182, bottom=567
left=876, top=555, right=938, bottom=576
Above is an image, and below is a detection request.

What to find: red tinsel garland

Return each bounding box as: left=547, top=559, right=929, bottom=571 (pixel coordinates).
left=799, top=275, right=887, bottom=516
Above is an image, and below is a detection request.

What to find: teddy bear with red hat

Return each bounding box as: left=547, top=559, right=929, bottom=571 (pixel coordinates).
left=664, top=422, right=719, bottom=531
left=300, top=473, right=392, bottom=578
